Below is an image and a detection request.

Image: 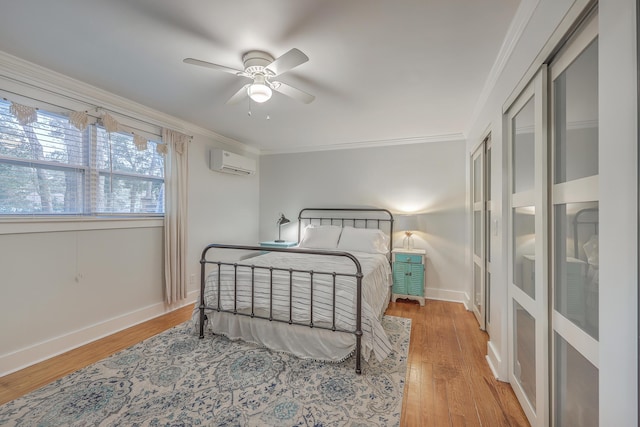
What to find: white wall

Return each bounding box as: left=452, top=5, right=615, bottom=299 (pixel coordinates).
left=599, top=0, right=637, bottom=422
left=0, top=58, right=260, bottom=376
left=186, top=137, right=260, bottom=284
left=467, top=0, right=638, bottom=423
left=259, top=140, right=468, bottom=302
left=0, top=223, right=165, bottom=373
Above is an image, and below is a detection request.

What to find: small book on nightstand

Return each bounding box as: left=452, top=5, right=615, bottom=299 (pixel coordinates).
left=259, top=241, right=298, bottom=248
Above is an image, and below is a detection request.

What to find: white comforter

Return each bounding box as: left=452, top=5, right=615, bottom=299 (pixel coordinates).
left=199, top=250, right=393, bottom=362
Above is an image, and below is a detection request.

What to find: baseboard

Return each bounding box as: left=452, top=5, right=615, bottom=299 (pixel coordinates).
left=0, top=291, right=198, bottom=377
left=425, top=287, right=468, bottom=304
left=486, top=340, right=507, bottom=381
left=462, top=291, right=471, bottom=311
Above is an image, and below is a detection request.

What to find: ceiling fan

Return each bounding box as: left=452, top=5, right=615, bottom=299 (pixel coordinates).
left=183, top=48, right=315, bottom=105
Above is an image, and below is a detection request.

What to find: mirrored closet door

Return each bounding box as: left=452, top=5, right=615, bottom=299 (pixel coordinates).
left=505, top=10, right=599, bottom=426
left=549, top=13, right=599, bottom=427
left=506, top=68, right=549, bottom=426
left=471, top=135, right=490, bottom=329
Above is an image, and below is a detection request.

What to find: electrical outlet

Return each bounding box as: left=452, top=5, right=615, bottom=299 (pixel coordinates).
left=190, top=274, right=195, bottom=285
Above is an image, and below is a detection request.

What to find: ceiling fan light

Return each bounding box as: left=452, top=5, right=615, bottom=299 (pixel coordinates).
left=247, top=83, right=272, bottom=103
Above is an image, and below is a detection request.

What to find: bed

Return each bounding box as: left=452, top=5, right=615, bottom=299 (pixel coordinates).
left=195, top=208, right=394, bottom=374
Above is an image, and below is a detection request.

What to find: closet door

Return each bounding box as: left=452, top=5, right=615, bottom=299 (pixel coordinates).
left=486, top=138, right=492, bottom=329
left=549, top=14, right=599, bottom=426
left=471, top=138, right=487, bottom=329
left=506, top=69, right=548, bottom=426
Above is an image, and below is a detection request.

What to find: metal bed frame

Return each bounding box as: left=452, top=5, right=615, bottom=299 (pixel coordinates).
left=298, top=207, right=394, bottom=266
left=198, top=208, right=394, bottom=374
left=572, top=207, right=598, bottom=258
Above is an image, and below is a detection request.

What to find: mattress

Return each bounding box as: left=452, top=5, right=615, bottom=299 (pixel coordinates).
left=194, top=250, right=393, bottom=362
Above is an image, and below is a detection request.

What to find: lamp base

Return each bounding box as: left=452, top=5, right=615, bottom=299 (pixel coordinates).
left=403, top=235, right=414, bottom=250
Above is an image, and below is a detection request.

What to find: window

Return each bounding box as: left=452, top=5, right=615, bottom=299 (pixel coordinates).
left=0, top=99, right=164, bottom=216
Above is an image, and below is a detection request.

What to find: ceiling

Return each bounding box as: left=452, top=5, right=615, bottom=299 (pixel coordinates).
left=0, top=0, right=521, bottom=153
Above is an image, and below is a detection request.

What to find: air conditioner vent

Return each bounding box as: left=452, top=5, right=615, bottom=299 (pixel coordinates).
left=209, top=148, right=256, bottom=176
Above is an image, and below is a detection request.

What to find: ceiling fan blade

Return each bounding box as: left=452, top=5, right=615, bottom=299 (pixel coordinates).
left=183, top=58, right=244, bottom=75
left=272, top=82, right=315, bottom=104
left=226, top=84, right=250, bottom=105
left=265, top=48, right=309, bottom=76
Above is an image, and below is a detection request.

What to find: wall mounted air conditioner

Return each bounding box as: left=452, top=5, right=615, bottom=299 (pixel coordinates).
left=209, top=148, right=256, bottom=176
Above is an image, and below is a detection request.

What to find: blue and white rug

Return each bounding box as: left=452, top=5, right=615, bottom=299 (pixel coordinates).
left=0, top=316, right=410, bottom=426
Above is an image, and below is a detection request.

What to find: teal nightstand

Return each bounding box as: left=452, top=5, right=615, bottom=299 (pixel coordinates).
left=259, top=241, right=298, bottom=248
left=392, top=248, right=426, bottom=306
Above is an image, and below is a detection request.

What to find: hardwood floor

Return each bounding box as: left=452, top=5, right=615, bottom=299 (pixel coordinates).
left=387, top=299, right=529, bottom=426
left=0, top=300, right=529, bottom=426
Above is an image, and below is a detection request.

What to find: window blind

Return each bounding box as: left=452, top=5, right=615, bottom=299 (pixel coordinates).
left=0, top=98, right=164, bottom=216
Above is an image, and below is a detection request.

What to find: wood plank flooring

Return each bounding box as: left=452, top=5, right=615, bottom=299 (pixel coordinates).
left=387, top=299, right=529, bottom=426
left=1, top=300, right=529, bottom=426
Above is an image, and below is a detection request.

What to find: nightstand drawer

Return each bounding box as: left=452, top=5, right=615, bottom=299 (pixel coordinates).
left=394, top=253, right=423, bottom=264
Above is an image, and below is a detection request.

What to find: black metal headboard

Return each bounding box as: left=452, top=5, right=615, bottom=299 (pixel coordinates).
left=297, top=208, right=394, bottom=256
left=572, top=207, right=599, bottom=258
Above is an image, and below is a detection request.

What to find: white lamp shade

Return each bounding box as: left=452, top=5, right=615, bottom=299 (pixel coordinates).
left=247, top=83, right=272, bottom=103
left=396, top=214, right=419, bottom=232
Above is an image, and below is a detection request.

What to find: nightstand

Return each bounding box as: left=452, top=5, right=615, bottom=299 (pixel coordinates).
left=259, top=241, right=298, bottom=248
left=391, top=248, right=426, bottom=306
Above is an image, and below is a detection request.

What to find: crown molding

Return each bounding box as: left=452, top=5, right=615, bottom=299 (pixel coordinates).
left=260, top=132, right=466, bottom=155
left=0, top=50, right=259, bottom=154
left=465, top=0, right=541, bottom=137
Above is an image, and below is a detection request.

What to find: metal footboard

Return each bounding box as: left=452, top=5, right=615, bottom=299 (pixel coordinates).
left=199, top=244, right=365, bottom=374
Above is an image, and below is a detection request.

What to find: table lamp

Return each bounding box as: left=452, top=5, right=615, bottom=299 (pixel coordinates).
left=396, top=214, right=418, bottom=249
left=275, top=213, right=291, bottom=242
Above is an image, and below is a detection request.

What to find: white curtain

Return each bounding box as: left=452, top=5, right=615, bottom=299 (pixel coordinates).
left=162, top=128, right=190, bottom=304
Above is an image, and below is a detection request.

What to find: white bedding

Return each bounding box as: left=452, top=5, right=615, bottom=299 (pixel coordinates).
left=194, top=250, right=393, bottom=362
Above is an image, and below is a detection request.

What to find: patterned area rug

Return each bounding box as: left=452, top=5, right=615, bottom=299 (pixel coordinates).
left=0, top=316, right=410, bottom=426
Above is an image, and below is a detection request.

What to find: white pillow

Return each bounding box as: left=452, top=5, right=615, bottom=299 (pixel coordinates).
left=337, top=227, right=389, bottom=254
left=299, top=225, right=342, bottom=249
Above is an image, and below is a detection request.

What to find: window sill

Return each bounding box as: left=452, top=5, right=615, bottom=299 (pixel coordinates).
left=0, top=216, right=164, bottom=235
